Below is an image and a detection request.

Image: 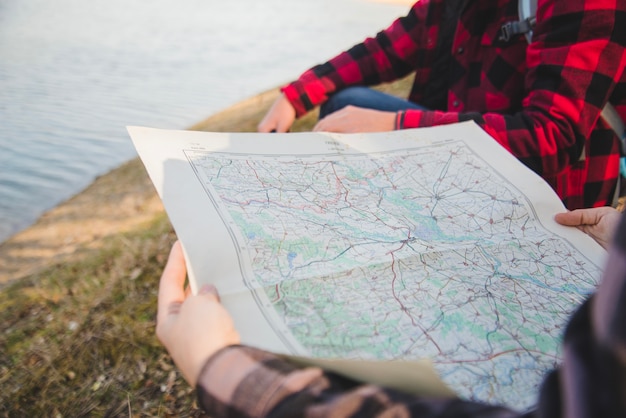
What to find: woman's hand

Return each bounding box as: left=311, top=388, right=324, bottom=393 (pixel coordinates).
left=554, top=207, right=621, bottom=250
left=156, top=241, right=241, bottom=386
left=258, top=93, right=297, bottom=133
left=313, top=105, right=396, bottom=133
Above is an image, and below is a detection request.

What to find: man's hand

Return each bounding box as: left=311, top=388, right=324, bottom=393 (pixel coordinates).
left=156, top=241, right=241, bottom=386
left=554, top=207, right=621, bottom=250
left=313, top=105, right=396, bottom=133
left=258, top=93, right=296, bottom=133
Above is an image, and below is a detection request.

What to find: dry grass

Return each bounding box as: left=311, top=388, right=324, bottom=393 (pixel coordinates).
left=0, top=215, right=188, bottom=417
left=1, top=74, right=623, bottom=417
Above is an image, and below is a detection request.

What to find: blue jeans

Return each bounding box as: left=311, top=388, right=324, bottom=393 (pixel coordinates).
left=319, top=86, right=426, bottom=119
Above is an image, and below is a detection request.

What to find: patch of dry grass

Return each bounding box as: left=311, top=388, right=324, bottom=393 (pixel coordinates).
left=0, top=214, right=194, bottom=417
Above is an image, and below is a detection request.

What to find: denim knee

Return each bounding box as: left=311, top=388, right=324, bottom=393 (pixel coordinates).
left=319, top=87, right=424, bottom=119
left=319, top=87, right=378, bottom=119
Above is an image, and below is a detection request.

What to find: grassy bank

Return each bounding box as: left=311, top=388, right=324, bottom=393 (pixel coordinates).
left=1, top=213, right=178, bottom=416
left=0, top=79, right=410, bottom=417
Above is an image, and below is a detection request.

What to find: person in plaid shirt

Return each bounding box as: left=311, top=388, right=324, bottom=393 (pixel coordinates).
left=156, top=206, right=624, bottom=417
left=258, top=0, right=626, bottom=210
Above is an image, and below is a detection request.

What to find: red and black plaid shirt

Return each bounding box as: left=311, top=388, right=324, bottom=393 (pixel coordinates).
left=282, top=0, right=626, bottom=210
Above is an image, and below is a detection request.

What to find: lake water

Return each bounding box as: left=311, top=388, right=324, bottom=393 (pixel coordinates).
left=0, top=0, right=408, bottom=243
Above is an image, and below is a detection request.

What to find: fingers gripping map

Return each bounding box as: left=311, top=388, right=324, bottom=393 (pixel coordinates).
left=129, top=122, right=605, bottom=411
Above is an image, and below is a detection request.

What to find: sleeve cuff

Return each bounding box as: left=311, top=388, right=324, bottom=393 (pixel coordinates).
left=280, top=85, right=311, bottom=118
left=395, top=111, right=406, bottom=130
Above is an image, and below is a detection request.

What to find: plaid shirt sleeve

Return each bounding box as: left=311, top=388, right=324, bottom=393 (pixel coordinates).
left=195, top=345, right=519, bottom=418
left=281, top=1, right=432, bottom=117
left=196, top=213, right=626, bottom=418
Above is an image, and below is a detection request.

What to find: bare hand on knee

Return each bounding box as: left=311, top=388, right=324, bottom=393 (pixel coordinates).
left=313, top=105, right=396, bottom=133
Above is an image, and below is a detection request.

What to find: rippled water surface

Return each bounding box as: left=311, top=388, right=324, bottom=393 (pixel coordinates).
left=0, top=0, right=408, bottom=243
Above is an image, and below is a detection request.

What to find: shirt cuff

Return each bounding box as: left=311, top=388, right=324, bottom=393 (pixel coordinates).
left=195, top=345, right=309, bottom=417
left=280, top=85, right=311, bottom=118
left=395, top=111, right=406, bottom=130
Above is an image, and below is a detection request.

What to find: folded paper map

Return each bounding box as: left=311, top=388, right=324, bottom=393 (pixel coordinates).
left=128, top=122, right=605, bottom=410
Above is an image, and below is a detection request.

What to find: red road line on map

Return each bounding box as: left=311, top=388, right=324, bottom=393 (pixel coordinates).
left=434, top=348, right=561, bottom=364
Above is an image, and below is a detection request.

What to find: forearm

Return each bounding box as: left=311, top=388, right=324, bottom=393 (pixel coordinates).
left=282, top=2, right=429, bottom=117
left=396, top=108, right=574, bottom=177
left=196, top=345, right=329, bottom=417
left=196, top=345, right=519, bottom=418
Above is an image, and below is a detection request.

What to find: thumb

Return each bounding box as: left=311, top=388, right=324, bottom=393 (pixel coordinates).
left=198, top=283, right=220, bottom=302
left=275, top=116, right=294, bottom=133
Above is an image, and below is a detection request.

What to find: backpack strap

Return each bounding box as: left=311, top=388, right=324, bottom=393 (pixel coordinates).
left=499, top=0, right=537, bottom=42
left=601, top=103, right=626, bottom=156
left=499, top=17, right=536, bottom=42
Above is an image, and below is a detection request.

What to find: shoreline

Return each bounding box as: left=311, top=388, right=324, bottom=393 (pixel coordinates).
left=0, top=158, right=164, bottom=284
left=0, top=70, right=410, bottom=285
left=0, top=86, right=294, bottom=285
